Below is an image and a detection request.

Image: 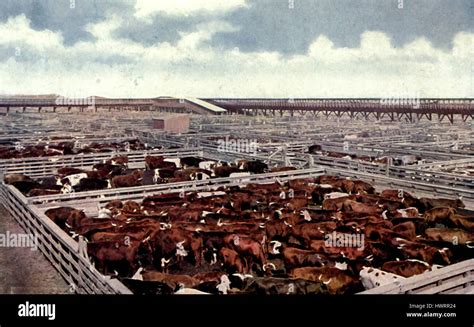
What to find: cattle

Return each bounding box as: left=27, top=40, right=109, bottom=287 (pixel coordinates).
left=87, top=240, right=145, bottom=275
left=74, top=178, right=110, bottom=192
left=419, top=197, right=465, bottom=211
left=10, top=180, right=41, bottom=194
left=309, top=240, right=367, bottom=261
left=360, top=267, right=405, bottom=290
left=390, top=238, right=451, bottom=265
left=220, top=247, right=248, bottom=274
left=242, top=277, right=329, bottom=294
left=45, top=207, right=87, bottom=231
left=343, top=200, right=383, bottom=215
left=3, top=173, right=34, bottom=184
left=213, top=165, right=240, bottom=178
left=224, top=234, right=266, bottom=271
left=380, top=189, right=419, bottom=208
left=352, top=180, right=375, bottom=194
left=265, top=219, right=291, bottom=241
left=449, top=214, right=474, bottom=231
left=424, top=228, right=473, bottom=245
left=290, top=267, right=360, bottom=294
left=381, top=260, right=431, bottom=278
left=237, top=160, right=268, bottom=174
left=180, top=157, right=204, bottom=168
left=145, top=156, right=177, bottom=170
left=392, top=221, right=417, bottom=241
left=424, top=206, right=456, bottom=221
left=27, top=188, right=61, bottom=196
left=149, top=229, right=203, bottom=267
left=37, top=175, right=63, bottom=188
left=36, top=173, right=474, bottom=295
left=282, top=247, right=328, bottom=269
left=394, top=207, right=420, bottom=218
left=105, top=156, right=129, bottom=166
left=111, top=170, right=143, bottom=188
left=308, top=144, right=322, bottom=153
left=92, top=163, right=125, bottom=178
left=322, top=196, right=353, bottom=211
left=141, top=271, right=199, bottom=290
left=292, top=222, right=337, bottom=245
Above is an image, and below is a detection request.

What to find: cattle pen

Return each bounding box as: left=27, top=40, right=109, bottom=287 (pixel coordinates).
left=0, top=108, right=473, bottom=295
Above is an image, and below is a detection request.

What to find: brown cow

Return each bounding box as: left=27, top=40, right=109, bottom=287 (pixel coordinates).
left=424, top=228, right=473, bottom=245
left=343, top=199, right=382, bottom=215
left=219, top=247, right=248, bottom=274
left=45, top=207, right=87, bottom=231
left=111, top=170, right=143, bottom=188
left=87, top=239, right=142, bottom=275
left=381, top=260, right=431, bottom=278
left=420, top=197, right=465, bottom=211
left=424, top=207, right=456, bottom=223
left=282, top=247, right=328, bottom=269
left=224, top=234, right=266, bottom=271
left=392, top=221, right=417, bottom=241
left=141, top=271, right=199, bottom=289
left=290, top=267, right=360, bottom=294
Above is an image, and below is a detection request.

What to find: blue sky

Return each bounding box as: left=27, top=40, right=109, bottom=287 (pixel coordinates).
left=0, top=0, right=472, bottom=97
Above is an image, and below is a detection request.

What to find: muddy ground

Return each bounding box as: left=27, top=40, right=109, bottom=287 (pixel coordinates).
left=0, top=204, right=69, bottom=294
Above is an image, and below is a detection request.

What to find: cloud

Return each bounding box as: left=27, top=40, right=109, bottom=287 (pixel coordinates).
left=0, top=14, right=472, bottom=98
left=0, top=14, right=63, bottom=52
left=134, top=0, right=248, bottom=21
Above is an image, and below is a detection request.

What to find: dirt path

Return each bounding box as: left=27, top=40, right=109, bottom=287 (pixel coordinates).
left=0, top=205, right=69, bottom=294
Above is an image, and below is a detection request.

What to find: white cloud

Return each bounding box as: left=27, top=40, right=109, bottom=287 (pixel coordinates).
left=0, top=15, right=472, bottom=98
left=0, top=14, right=64, bottom=52
left=135, top=0, right=248, bottom=21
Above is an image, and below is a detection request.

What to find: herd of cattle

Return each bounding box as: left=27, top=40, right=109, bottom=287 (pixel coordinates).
left=3, top=155, right=275, bottom=197
left=0, top=139, right=150, bottom=159
left=41, top=174, right=473, bottom=294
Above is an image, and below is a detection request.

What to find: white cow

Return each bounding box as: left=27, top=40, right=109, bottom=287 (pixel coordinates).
left=360, top=267, right=405, bottom=290
left=63, top=173, right=88, bottom=187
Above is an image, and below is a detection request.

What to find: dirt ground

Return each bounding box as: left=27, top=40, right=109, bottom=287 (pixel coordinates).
left=0, top=204, right=69, bottom=294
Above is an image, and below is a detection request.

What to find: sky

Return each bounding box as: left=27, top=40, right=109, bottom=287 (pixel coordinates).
left=0, top=0, right=472, bottom=98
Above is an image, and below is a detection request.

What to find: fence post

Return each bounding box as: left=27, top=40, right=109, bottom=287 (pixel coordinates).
left=386, top=157, right=392, bottom=176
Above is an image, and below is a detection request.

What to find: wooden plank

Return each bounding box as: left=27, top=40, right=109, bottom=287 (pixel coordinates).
left=359, top=259, right=474, bottom=294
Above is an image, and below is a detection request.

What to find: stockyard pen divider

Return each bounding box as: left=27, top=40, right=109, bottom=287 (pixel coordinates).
left=0, top=168, right=326, bottom=294
left=304, top=154, right=474, bottom=190
left=413, top=158, right=474, bottom=170
left=0, top=182, right=131, bottom=294
left=2, top=161, right=472, bottom=294
left=325, top=168, right=474, bottom=208
left=200, top=145, right=474, bottom=196
left=0, top=147, right=203, bottom=178
left=30, top=168, right=328, bottom=211
left=0, top=131, right=133, bottom=144
left=359, top=259, right=474, bottom=294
